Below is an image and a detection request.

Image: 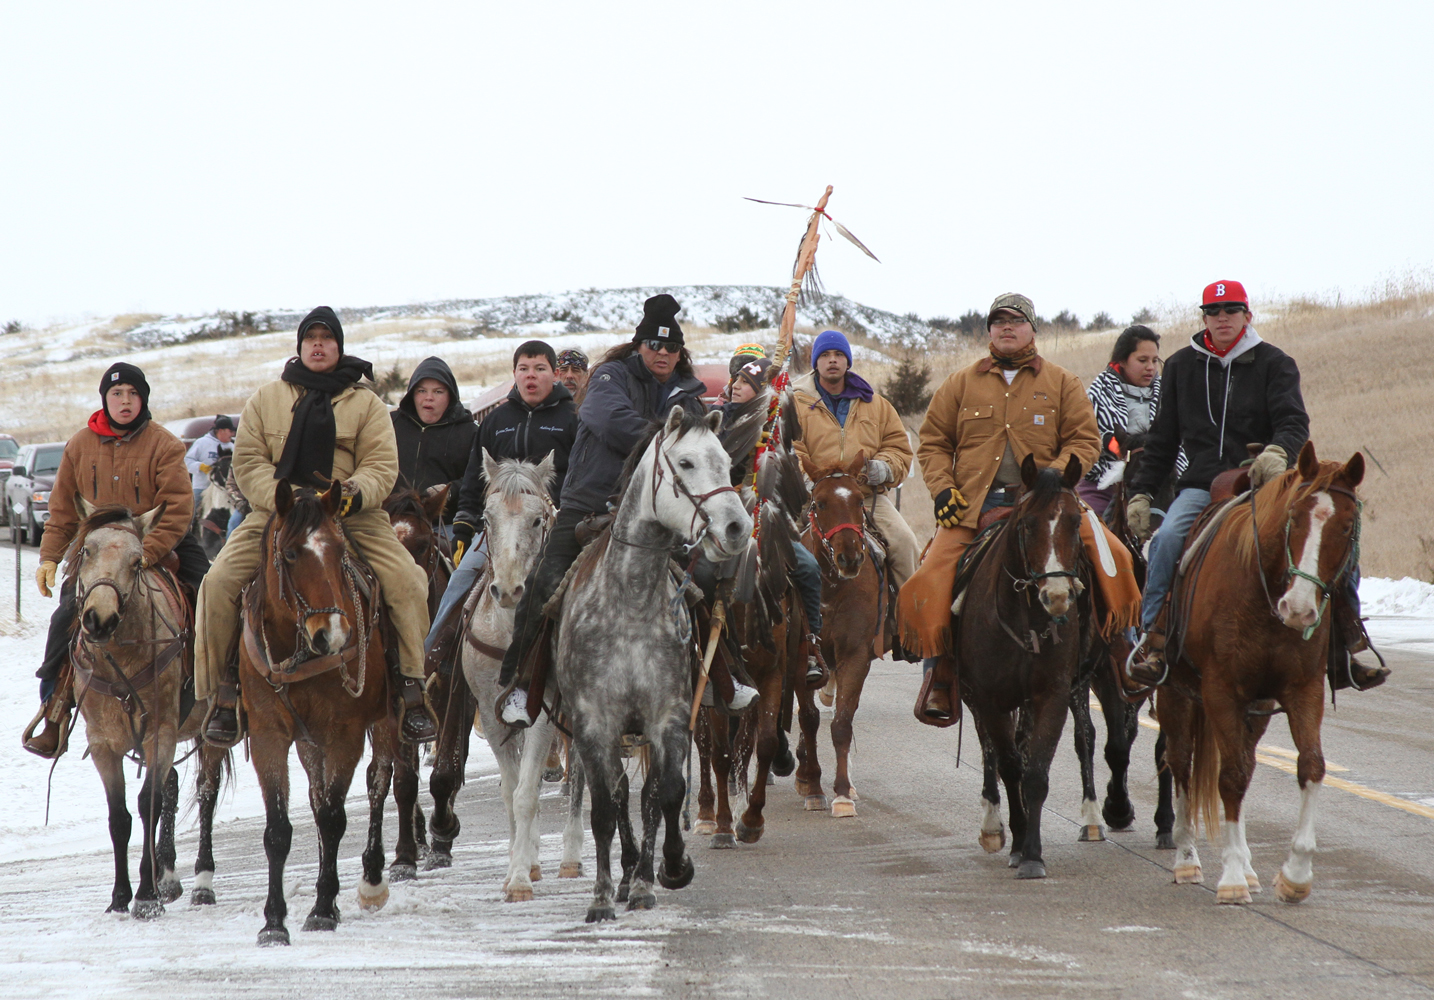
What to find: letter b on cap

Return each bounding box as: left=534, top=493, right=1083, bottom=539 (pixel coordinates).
left=1216, top=283, right=1226, bottom=297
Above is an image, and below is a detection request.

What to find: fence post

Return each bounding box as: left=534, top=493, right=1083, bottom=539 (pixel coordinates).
left=13, top=518, right=21, bottom=622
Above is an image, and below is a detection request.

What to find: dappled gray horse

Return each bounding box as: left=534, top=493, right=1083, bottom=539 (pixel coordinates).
left=557, top=405, right=752, bottom=922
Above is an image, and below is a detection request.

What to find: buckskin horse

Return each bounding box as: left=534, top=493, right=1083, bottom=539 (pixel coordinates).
left=1155, top=441, right=1364, bottom=905
left=240, top=480, right=393, bottom=945
left=557, top=405, right=752, bottom=922
left=66, top=499, right=229, bottom=917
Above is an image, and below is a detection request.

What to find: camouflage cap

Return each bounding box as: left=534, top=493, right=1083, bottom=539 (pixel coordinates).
left=986, top=292, right=1037, bottom=331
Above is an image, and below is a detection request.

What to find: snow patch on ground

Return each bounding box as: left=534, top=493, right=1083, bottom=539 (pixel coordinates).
left=1359, top=576, right=1434, bottom=655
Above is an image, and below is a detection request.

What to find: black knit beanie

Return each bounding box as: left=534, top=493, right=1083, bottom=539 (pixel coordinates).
left=632, top=293, right=684, bottom=347
left=297, top=305, right=345, bottom=354
left=99, top=362, right=152, bottom=431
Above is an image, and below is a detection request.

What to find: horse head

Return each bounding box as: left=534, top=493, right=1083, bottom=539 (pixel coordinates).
left=384, top=485, right=448, bottom=567
left=803, top=450, right=869, bottom=579
left=645, top=406, right=752, bottom=561
left=1272, top=441, right=1365, bottom=633
left=272, top=479, right=352, bottom=656
left=1014, top=453, right=1087, bottom=620
left=483, top=450, right=555, bottom=609
left=70, top=495, right=165, bottom=642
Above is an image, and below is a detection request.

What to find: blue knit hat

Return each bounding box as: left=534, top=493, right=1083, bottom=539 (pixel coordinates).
left=810, top=330, right=852, bottom=367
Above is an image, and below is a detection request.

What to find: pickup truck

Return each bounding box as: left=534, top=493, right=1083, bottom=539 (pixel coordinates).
left=6, top=441, right=65, bottom=546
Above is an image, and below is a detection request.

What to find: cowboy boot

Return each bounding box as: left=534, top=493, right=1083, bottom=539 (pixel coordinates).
left=1330, top=598, right=1389, bottom=692
left=202, top=672, right=243, bottom=748
left=22, top=670, right=74, bottom=760
left=804, top=634, right=829, bottom=690
left=397, top=676, right=439, bottom=744
left=920, top=654, right=957, bottom=721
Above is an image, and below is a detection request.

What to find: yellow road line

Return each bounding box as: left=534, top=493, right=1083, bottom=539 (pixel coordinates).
left=1089, top=697, right=1434, bottom=822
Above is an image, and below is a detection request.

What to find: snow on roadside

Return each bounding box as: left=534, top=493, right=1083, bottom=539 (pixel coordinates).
left=1360, top=576, right=1434, bottom=656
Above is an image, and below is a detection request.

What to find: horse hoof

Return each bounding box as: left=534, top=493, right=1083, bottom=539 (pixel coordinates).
left=585, top=905, right=616, bottom=923
left=303, top=913, right=340, bottom=932
left=1007, top=852, right=1023, bottom=869
left=190, top=887, right=217, bottom=906
left=1155, top=832, right=1176, bottom=850
left=1103, top=803, right=1136, bottom=831
left=257, top=927, right=290, bottom=947
left=1078, top=824, right=1105, bottom=843
left=772, top=749, right=796, bottom=777
left=1015, top=860, right=1047, bottom=880
left=1217, top=883, right=1252, bottom=905
left=159, top=876, right=183, bottom=904
left=658, top=855, right=695, bottom=891
left=106, top=898, right=132, bottom=914
left=389, top=863, right=418, bottom=883
left=1246, top=873, right=1263, bottom=892
left=693, top=819, right=718, bottom=836
left=615, top=883, right=630, bottom=903
left=831, top=796, right=857, bottom=818
left=543, top=766, right=565, bottom=783
left=710, top=833, right=736, bottom=850
left=979, top=829, right=1006, bottom=854
left=804, top=794, right=828, bottom=812
left=505, top=885, right=534, bottom=903
left=358, top=877, right=390, bottom=912
left=766, top=773, right=775, bottom=785
left=1173, top=864, right=1204, bottom=884
left=559, top=861, right=583, bottom=878
left=793, top=778, right=812, bottom=796
left=131, top=899, right=164, bottom=921
left=530, top=864, right=542, bottom=883
left=626, top=890, right=657, bottom=911
left=735, top=819, right=764, bottom=844
left=423, top=851, right=453, bottom=871
left=1274, top=872, right=1312, bottom=903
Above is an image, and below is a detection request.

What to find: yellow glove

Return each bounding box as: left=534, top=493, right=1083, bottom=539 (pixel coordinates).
left=933, top=487, right=969, bottom=529
left=1248, top=444, right=1288, bottom=489
left=36, top=561, right=57, bottom=598
left=1126, top=494, right=1152, bottom=543
left=199, top=462, right=211, bottom=474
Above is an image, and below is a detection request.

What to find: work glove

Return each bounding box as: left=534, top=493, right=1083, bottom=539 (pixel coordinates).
left=36, top=561, right=57, bottom=598
left=864, top=459, right=892, bottom=487
left=452, top=520, right=477, bottom=563
left=933, top=487, right=969, bottom=529
left=338, top=480, right=363, bottom=518
left=1126, top=494, right=1153, bottom=543
left=1248, top=444, right=1288, bottom=489
left=198, top=463, right=211, bottom=474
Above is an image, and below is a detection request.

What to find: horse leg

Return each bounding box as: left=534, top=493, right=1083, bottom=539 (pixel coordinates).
left=694, top=711, right=718, bottom=837
left=737, top=670, right=783, bottom=843
left=828, top=650, right=871, bottom=818
left=1068, top=679, right=1104, bottom=842
left=390, top=738, right=421, bottom=881
left=156, top=766, right=184, bottom=903
left=615, top=770, right=641, bottom=903
left=427, top=672, right=474, bottom=868
left=192, top=743, right=226, bottom=905
left=656, top=723, right=695, bottom=892
left=975, top=718, right=1005, bottom=853
left=982, top=709, right=1028, bottom=869
left=130, top=764, right=168, bottom=920
left=359, top=727, right=394, bottom=909
left=581, top=741, right=619, bottom=923
left=1157, top=692, right=1203, bottom=884
left=1013, top=687, right=1071, bottom=879
left=626, top=743, right=662, bottom=911
left=253, top=732, right=294, bottom=946
left=303, top=736, right=362, bottom=932
left=560, top=751, right=585, bottom=878
left=708, top=706, right=736, bottom=848
left=1153, top=728, right=1175, bottom=849
left=93, top=747, right=133, bottom=914
left=1276, top=680, right=1326, bottom=904
left=505, top=716, right=554, bottom=901
left=1092, top=665, right=1139, bottom=832
left=794, top=676, right=825, bottom=810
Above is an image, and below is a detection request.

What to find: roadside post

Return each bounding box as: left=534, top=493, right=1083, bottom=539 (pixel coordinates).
left=13, top=505, right=21, bottom=622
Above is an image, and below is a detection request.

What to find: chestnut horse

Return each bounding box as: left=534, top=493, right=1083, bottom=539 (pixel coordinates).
left=1156, top=441, right=1364, bottom=905
left=241, top=480, right=392, bottom=946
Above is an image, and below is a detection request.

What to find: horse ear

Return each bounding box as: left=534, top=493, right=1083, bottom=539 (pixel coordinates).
left=663, top=404, right=685, bottom=436
left=1020, top=453, right=1039, bottom=490
left=846, top=450, right=866, bottom=479
left=799, top=454, right=819, bottom=481
left=482, top=447, right=501, bottom=487
left=134, top=501, right=167, bottom=538
left=1342, top=450, right=1365, bottom=488
left=422, top=484, right=450, bottom=522
left=704, top=409, right=723, bottom=434
left=74, top=492, right=94, bottom=522
left=275, top=479, right=294, bottom=516
left=1297, top=440, right=1318, bottom=479
left=1062, top=453, right=1083, bottom=488
left=535, top=452, right=557, bottom=492
left=321, top=479, right=343, bottom=517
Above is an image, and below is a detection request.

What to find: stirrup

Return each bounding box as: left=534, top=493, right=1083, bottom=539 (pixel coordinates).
left=22, top=701, right=72, bottom=760
left=1124, top=632, right=1168, bottom=690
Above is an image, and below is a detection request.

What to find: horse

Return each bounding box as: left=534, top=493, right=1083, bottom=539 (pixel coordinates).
left=66, top=498, right=229, bottom=917
left=196, top=453, right=233, bottom=560
left=240, top=479, right=393, bottom=946
left=790, top=450, right=891, bottom=819
left=1155, top=441, right=1364, bottom=905
left=455, top=452, right=588, bottom=902
left=558, top=405, right=752, bottom=922
left=961, top=454, right=1092, bottom=879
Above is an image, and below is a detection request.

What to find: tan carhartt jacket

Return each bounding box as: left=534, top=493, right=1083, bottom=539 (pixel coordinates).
left=917, top=355, right=1099, bottom=529
left=791, top=372, right=912, bottom=497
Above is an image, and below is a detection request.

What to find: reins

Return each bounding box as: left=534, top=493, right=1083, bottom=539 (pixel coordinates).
left=993, top=485, right=1086, bottom=653
left=1249, top=480, right=1362, bottom=641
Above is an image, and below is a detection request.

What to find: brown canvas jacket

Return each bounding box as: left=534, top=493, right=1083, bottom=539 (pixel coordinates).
left=790, top=371, right=913, bottom=497
left=917, top=356, right=1099, bottom=529
left=42, top=420, right=193, bottom=566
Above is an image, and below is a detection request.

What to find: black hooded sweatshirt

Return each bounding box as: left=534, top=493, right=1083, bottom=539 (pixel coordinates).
left=453, top=382, right=578, bottom=529
left=390, top=357, right=476, bottom=521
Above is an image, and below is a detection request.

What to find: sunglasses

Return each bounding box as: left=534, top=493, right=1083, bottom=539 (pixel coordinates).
left=1201, top=304, right=1247, bottom=316
left=642, top=339, right=682, bottom=354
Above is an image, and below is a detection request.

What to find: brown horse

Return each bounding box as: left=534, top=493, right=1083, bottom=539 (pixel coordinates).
left=1156, top=441, right=1364, bottom=905
left=241, top=480, right=392, bottom=946
left=793, top=450, right=891, bottom=818
left=66, top=499, right=230, bottom=917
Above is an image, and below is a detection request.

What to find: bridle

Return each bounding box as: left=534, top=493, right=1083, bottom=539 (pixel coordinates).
left=992, top=485, right=1086, bottom=651
left=1004, top=486, right=1084, bottom=593
left=805, top=469, right=866, bottom=565
left=1250, top=480, right=1362, bottom=640
left=645, top=428, right=739, bottom=553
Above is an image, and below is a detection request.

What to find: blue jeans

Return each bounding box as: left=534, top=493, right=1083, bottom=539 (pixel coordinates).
left=1141, top=487, right=1211, bottom=631
left=425, top=535, right=489, bottom=654
left=790, top=543, right=822, bottom=634
left=226, top=506, right=243, bottom=538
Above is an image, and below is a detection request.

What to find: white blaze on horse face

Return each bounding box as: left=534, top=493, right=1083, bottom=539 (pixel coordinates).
left=392, top=520, right=413, bottom=544
left=833, top=484, right=856, bottom=504
left=301, top=534, right=349, bottom=650
left=1037, top=512, right=1074, bottom=616
left=1277, top=491, right=1335, bottom=630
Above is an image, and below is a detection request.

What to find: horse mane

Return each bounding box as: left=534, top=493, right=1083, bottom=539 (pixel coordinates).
left=275, top=488, right=333, bottom=550
left=1017, top=467, right=1068, bottom=511
left=383, top=488, right=427, bottom=520
left=613, top=407, right=711, bottom=497
left=1227, top=461, right=1347, bottom=571
left=63, top=505, right=138, bottom=574
left=486, top=457, right=554, bottom=502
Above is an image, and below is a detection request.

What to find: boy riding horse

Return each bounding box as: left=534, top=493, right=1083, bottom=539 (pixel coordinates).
left=195, top=307, right=438, bottom=745
left=23, top=363, right=208, bottom=758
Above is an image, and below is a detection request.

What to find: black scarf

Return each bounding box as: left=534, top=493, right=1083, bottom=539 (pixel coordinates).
left=274, top=355, right=375, bottom=488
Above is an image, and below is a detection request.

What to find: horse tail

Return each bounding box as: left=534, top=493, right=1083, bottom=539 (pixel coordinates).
left=1188, top=703, right=1223, bottom=842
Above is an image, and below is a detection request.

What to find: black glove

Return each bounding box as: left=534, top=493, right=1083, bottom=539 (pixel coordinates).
left=452, top=520, right=477, bottom=563
left=338, top=482, right=363, bottom=518
left=933, top=487, right=969, bottom=529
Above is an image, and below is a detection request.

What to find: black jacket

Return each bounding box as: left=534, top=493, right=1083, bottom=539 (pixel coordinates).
left=391, top=357, right=476, bottom=521
left=453, top=383, right=578, bottom=527
left=560, top=353, right=709, bottom=515
left=1130, top=329, right=1309, bottom=496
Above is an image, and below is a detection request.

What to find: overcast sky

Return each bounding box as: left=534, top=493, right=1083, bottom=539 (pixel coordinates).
left=3, top=1, right=1431, bottom=329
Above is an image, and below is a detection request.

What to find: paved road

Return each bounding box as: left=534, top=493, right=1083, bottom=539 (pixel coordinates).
left=2, top=646, right=1430, bottom=999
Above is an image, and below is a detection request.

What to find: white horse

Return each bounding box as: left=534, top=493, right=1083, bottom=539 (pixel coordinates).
left=459, top=452, right=586, bottom=902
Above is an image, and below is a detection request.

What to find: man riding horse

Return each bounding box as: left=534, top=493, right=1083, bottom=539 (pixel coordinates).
left=1124, top=280, right=1387, bottom=692
left=23, top=363, right=208, bottom=758
left=195, top=307, right=438, bottom=745
left=897, top=293, right=1106, bottom=722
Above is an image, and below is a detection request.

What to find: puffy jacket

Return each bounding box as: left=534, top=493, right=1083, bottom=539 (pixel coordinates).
left=917, top=354, right=1099, bottom=530
left=561, top=353, right=708, bottom=516
left=43, top=416, right=194, bottom=566
left=184, top=432, right=231, bottom=491
left=453, top=383, right=578, bottom=526
left=790, top=371, right=912, bottom=496
left=1128, top=328, right=1309, bottom=496
left=233, top=379, right=397, bottom=514
left=391, top=356, right=476, bottom=521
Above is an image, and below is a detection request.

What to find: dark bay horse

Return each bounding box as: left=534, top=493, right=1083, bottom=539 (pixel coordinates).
left=240, top=480, right=392, bottom=945
left=962, top=454, right=1092, bottom=879
left=1156, top=441, right=1364, bottom=904
left=66, top=499, right=229, bottom=917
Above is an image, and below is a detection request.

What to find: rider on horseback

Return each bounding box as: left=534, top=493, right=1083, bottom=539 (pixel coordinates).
left=195, top=308, right=439, bottom=745
left=1124, top=280, right=1387, bottom=692
left=184, top=414, right=235, bottom=529
left=23, top=363, right=209, bottom=758
left=389, top=355, right=476, bottom=527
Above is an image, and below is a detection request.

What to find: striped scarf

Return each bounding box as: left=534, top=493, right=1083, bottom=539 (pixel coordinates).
left=1084, top=367, right=1187, bottom=485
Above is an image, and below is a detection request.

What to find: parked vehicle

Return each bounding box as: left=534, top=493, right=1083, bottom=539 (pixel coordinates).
left=0, top=434, right=18, bottom=501
left=7, top=442, right=65, bottom=545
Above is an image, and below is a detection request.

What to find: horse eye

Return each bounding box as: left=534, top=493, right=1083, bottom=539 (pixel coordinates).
left=283, top=548, right=298, bottom=562
left=532, top=516, right=543, bottom=528
left=678, top=459, right=694, bottom=471
left=815, top=501, right=825, bottom=510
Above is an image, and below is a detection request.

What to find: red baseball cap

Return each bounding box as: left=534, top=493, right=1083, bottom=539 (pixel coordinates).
left=1202, top=280, right=1248, bottom=307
